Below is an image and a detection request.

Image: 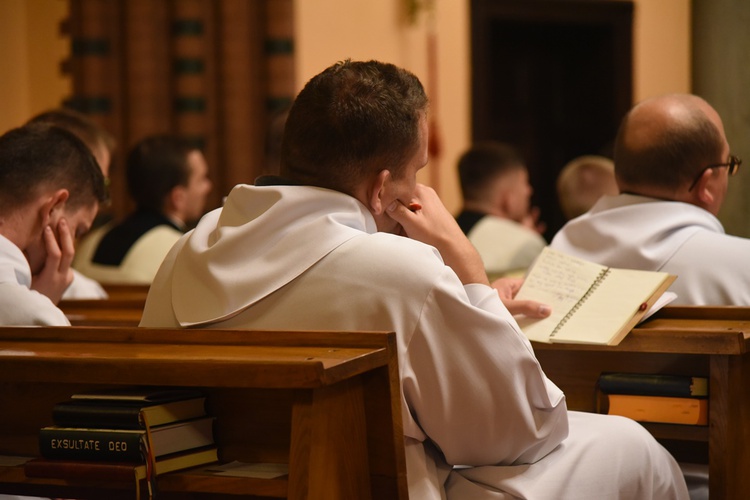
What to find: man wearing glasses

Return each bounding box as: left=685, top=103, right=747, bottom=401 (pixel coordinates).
left=551, top=93, right=748, bottom=305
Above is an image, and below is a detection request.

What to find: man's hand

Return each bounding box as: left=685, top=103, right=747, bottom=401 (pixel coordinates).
left=31, top=218, right=75, bottom=305
left=520, top=206, right=547, bottom=235
left=491, top=277, right=551, bottom=318
left=386, top=184, right=489, bottom=286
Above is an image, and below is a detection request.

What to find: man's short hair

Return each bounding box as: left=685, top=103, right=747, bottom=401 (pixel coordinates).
left=27, top=107, right=116, bottom=159
left=0, top=123, right=107, bottom=213
left=280, top=59, right=428, bottom=194
left=458, top=141, right=525, bottom=202
left=614, top=101, right=724, bottom=191
left=556, top=155, right=617, bottom=219
left=126, top=135, right=199, bottom=212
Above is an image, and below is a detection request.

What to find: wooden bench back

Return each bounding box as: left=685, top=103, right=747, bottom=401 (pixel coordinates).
left=0, top=326, right=408, bottom=499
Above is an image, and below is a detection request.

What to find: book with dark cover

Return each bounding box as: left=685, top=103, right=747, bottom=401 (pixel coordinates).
left=599, top=373, right=708, bottom=398
left=53, top=397, right=207, bottom=429
left=25, top=446, right=219, bottom=481
left=39, top=417, right=215, bottom=462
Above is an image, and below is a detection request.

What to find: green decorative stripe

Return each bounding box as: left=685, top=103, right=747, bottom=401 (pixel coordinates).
left=63, top=96, right=111, bottom=114
left=174, top=58, right=205, bottom=74
left=265, top=38, right=294, bottom=55
left=174, top=97, right=206, bottom=113
left=72, top=38, right=110, bottom=56
left=172, top=19, right=204, bottom=36
left=267, top=97, right=293, bottom=112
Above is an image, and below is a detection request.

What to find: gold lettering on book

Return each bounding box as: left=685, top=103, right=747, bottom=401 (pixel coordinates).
left=109, top=441, right=128, bottom=452
left=51, top=439, right=101, bottom=451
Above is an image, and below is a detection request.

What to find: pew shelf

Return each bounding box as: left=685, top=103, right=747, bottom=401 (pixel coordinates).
left=0, top=326, right=408, bottom=499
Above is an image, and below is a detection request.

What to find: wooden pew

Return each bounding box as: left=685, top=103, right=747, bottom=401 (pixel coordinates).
left=57, top=284, right=149, bottom=325
left=58, top=296, right=146, bottom=326
left=0, top=326, right=408, bottom=499
left=532, top=306, right=750, bottom=500
left=102, top=283, right=150, bottom=301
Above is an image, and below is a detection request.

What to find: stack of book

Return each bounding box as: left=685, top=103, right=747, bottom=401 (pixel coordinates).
left=598, top=373, right=709, bottom=425
left=25, top=388, right=218, bottom=484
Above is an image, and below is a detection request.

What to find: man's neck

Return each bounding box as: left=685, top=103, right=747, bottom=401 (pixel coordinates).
left=462, top=200, right=498, bottom=217
left=0, top=211, right=34, bottom=252
left=161, top=206, right=188, bottom=231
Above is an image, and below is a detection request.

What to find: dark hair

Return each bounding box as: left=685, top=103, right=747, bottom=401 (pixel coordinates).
left=280, top=59, right=428, bottom=194
left=0, top=123, right=107, bottom=212
left=27, top=107, right=116, bottom=158
left=614, top=104, right=724, bottom=190
left=458, top=141, right=525, bottom=202
left=126, top=135, right=199, bottom=212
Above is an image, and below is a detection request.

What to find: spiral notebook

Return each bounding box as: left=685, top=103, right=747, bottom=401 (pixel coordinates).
left=514, top=247, right=676, bottom=345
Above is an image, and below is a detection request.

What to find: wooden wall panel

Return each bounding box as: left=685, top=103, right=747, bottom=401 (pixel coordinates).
left=65, top=0, right=295, bottom=220
left=216, top=0, right=266, bottom=191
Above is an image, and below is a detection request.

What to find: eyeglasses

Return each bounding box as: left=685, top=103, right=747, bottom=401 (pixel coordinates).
left=688, top=155, right=742, bottom=191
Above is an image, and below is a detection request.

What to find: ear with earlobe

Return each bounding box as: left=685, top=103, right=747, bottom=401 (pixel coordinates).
left=167, top=185, right=186, bottom=215
left=41, top=189, right=70, bottom=226
left=690, top=169, right=718, bottom=210
left=368, top=169, right=391, bottom=215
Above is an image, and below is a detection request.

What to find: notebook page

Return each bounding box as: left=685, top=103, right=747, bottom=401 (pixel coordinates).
left=551, top=268, right=670, bottom=345
left=514, top=248, right=607, bottom=343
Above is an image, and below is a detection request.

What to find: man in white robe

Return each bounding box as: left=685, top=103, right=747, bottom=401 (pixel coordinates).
left=552, top=93, right=749, bottom=305
left=73, top=135, right=212, bottom=285
left=27, top=108, right=115, bottom=300
left=141, top=60, right=688, bottom=499
left=0, top=123, right=107, bottom=326
left=455, top=142, right=547, bottom=279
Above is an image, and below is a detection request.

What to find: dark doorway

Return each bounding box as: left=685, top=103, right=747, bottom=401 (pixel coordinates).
left=471, top=0, right=633, bottom=240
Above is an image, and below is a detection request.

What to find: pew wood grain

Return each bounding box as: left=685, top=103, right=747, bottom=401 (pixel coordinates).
left=0, top=327, right=408, bottom=499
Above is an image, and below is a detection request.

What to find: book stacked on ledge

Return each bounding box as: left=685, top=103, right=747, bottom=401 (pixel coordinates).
left=598, top=373, right=709, bottom=426
left=26, top=388, right=218, bottom=486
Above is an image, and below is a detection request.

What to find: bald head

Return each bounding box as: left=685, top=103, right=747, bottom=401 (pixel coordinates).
left=614, top=94, right=728, bottom=196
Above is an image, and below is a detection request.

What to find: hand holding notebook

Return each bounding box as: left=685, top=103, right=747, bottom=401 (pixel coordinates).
left=514, top=247, right=676, bottom=345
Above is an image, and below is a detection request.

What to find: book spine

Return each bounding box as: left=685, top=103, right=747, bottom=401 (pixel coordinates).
left=607, top=394, right=708, bottom=425
left=53, top=405, right=144, bottom=429
left=599, top=373, right=708, bottom=398
left=39, top=427, right=144, bottom=462
left=24, top=459, right=142, bottom=482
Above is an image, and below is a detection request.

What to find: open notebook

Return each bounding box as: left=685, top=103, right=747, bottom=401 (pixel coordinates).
left=514, top=247, right=676, bottom=345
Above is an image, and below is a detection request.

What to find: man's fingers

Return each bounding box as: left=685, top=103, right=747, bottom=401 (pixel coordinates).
left=56, top=218, right=75, bottom=271
left=43, top=226, right=61, bottom=262
left=491, top=277, right=523, bottom=300
left=504, top=299, right=552, bottom=318
left=386, top=200, right=414, bottom=225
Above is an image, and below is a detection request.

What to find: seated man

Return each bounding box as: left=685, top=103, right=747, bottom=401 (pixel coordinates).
left=556, top=154, right=618, bottom=220
left=455, top=141, right=546, bottom=278
left=0, top=123, right=107, bottom=325
left=27, top=107, right=115, bottom=179
left=27, top=107, right=117, bottom=299
left=74, top=134, right=212, bottom=284
left=551, top=93, right=750, bottom=305
left=141, top=59, right=688, bottom=499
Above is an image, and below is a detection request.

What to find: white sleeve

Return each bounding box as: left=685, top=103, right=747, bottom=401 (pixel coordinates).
left=401, top=268, right=567, bottom=466
left=62, top=270, right=109, bottom=300
left=0, top=283, right=71, bottom=326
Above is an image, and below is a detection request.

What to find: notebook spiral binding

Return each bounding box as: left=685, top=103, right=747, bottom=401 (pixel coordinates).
left=549, top=268, right=610, bottom=338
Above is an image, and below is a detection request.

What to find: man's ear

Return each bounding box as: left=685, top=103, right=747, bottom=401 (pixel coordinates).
left=40, top=189, right=70, bottom=226
left=368, top=169, right=391, bottom=215
left=691, top=169, right=717, bottom=208
left=168, top=185, right=186, bottom=214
